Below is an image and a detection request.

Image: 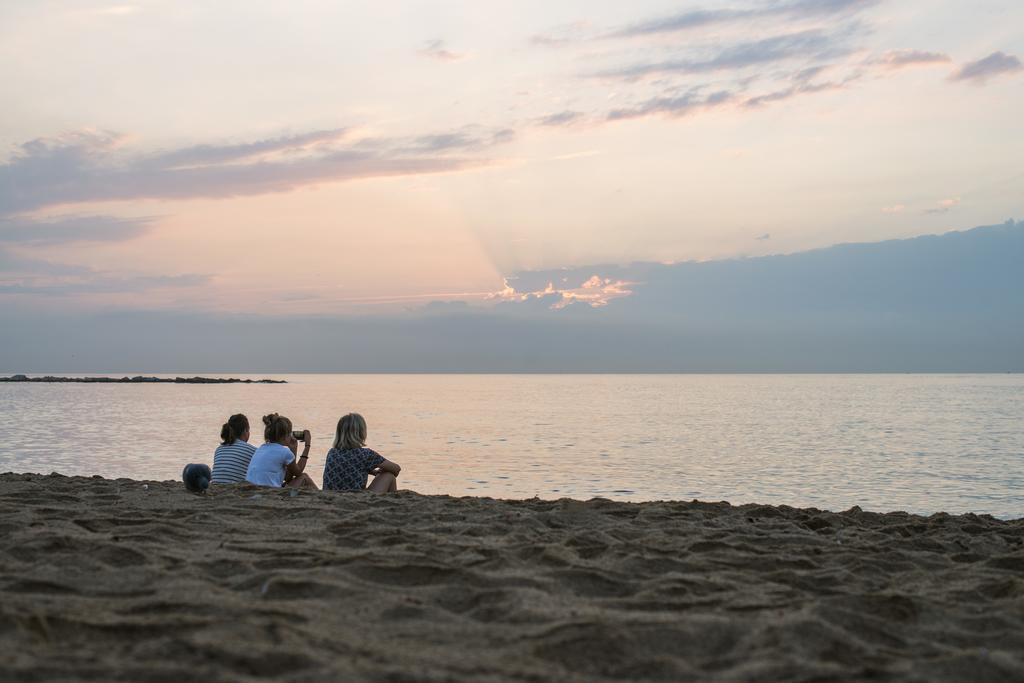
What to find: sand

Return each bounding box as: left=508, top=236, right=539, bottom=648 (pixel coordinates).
left=0, top=473, right=1021, bottom=682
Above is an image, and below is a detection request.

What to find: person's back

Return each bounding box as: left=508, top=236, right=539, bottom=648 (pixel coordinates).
left=246, top=442, right=294, bottom=487
left=323, top=446, right=386, bottom=491
left=211, top=413, right=256, bottom=484
left=322, top=413, right=401, bottom=492
left=244, top=413, right=318, bottom=490
left=212, top=440, right=256, bottom=484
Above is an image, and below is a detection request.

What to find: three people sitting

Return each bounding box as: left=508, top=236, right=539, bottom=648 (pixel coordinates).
left=213, top=410, right=400, bottom=492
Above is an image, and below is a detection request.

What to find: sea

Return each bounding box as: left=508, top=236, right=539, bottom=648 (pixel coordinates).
left=1, top=374, right=1021, bottom=518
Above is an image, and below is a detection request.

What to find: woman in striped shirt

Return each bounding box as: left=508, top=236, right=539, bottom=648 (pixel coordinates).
left=211, top=413, right=257, bottom=484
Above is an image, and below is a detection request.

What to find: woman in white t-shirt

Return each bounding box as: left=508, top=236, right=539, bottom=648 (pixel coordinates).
left=246, top=413, right=318, bottom=490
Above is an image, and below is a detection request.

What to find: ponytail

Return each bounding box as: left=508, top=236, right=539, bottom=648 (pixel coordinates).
left=220, top=413, right=250, bottom=445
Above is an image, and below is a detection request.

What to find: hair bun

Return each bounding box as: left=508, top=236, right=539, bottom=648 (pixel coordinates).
left=262, top=413, right=277, bottom=426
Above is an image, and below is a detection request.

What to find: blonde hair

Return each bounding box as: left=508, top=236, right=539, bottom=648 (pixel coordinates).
left=333, top=413, right=367, bottom=450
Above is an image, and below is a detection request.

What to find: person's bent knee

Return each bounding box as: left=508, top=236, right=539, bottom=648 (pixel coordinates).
left=368, top=472, right=396, bottom=492
left=286, top=473, right=318, bottom=490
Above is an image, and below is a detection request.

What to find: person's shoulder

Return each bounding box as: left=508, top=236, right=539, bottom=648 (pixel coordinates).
left=269, top=443, right=294, bottom=462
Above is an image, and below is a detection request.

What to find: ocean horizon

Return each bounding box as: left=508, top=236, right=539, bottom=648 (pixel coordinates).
left=4, top=373, right=1021, bottom=519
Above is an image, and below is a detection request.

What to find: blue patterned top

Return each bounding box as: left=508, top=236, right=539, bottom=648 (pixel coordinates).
left=323, top=447, right=385, bottom=491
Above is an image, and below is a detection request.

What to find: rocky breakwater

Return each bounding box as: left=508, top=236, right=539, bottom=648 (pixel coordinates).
left=0, top=375, right=286, bottom=384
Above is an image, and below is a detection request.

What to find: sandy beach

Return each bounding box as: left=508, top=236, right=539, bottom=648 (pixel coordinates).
left=0, top=473, right=1021, bottom=682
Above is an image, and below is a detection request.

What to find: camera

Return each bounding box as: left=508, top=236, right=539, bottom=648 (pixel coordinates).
left=292, top=430, right=307, bottom=441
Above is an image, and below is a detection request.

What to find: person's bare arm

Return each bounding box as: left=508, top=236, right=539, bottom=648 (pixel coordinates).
left=286, top=431, right=311, bottom=478
left=374, top=458, right=401, bottom=477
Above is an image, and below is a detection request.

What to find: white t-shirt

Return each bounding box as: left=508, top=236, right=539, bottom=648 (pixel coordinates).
left=245, top=443, right=295, bottom=487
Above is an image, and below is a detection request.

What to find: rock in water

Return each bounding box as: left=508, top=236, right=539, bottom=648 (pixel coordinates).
left=182, top=464, right=212, bottom=493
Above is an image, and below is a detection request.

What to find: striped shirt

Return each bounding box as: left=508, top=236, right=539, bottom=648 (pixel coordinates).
left=211, top=440, right=256, bottom=484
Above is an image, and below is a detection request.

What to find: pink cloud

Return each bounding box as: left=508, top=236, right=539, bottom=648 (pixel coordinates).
left=488, top=275, right=634, bottom=310
left=875, top=49, right=951, bottom=70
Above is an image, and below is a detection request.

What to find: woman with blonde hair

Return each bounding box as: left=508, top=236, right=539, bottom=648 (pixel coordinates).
left=245, top=413, right=318, bottom=490
left=322, top=413, right=401, bottom=492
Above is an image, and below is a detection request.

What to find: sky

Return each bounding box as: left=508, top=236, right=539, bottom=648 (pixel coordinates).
left=0, top=1, right=1022, bottom=370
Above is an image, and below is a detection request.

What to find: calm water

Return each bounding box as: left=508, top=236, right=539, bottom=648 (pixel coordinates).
left=1, top=374, right=1021, bottom=518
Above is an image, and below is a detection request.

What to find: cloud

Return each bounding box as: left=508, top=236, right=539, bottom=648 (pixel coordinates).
left=488, top=274, right=634, bottom=310
left=606, top=74, right=850, bottom=121
left=607, top=8, right=747, bottom=39
left=535, top=111, right=585, bottom=127
left=524, top=1, right=962, bottom=134
left=0, top=126, right=512, bottom=214
left=0, top=215, right=153, bottom=246
left=528, top=2, right=968, bottom=131
left=0, top=249, right=92, bottom=278
left=608, top=0, right=877, bottom=39
left=527, top=2, right=935, bottom=130
left=925, top=197, right=960, bottom=214
left=151, top=129, right=348, bottom=168
left=756, top=233, right=771, bottom=240
left=415, top=300, right=473, bottom=314
left=403, top=127, right=514, bottom=152
left=608, top=89, right=734, bottom=121
left=531, top=0, right=877, bottom=45
left=881, top=205, right=906, bottom=214
left=3, top=221, right=1022, bottom=372
left=603, top=60, right=861, bottom=122
left=950, top=51, right=1023, bottom=84
left=0, top=242, right=208, bottom=297
left=417, top=40, right=466, bottom=62
left=592, top=28, right=857, bottom=81
left=0, top=273, right=209, bottom=296
left=742, top=77, right=850, bottom=108
left=874, top=49, right=951, bottom=70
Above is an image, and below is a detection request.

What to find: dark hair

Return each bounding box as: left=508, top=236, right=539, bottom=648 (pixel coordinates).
left=263, top=413, right=293, bottom=443
left=220, top=414, right=249, bottom=445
